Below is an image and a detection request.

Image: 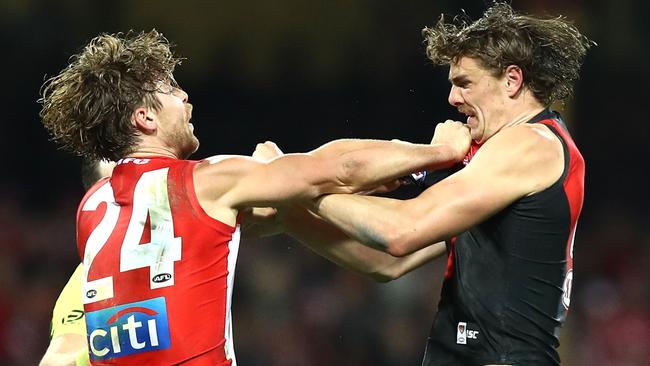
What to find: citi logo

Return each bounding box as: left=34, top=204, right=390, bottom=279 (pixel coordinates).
left=86, top=297, right=171, bottom=360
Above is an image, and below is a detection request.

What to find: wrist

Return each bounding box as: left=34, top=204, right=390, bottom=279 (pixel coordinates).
left=302, top=194, right=324, bottom=213
left=430, top=143, right=462, bottom=166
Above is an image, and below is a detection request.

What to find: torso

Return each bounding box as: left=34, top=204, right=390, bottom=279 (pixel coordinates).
left=77, top=157, right=240, bottom=365
left=423, top=110, right=584, bottom=366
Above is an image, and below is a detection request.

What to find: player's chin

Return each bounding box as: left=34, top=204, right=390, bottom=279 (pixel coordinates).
left=470, top=130, right=483, bottom=143
left=190, top=138, right=200, bottom=154
left=180, top=138, right=200, bottom=159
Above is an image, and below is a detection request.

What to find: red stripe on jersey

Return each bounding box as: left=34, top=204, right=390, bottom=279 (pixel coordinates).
left=462, top=142, right=483, bottom=166
left=541, top=119, right=584, bottom=311
left=541, top=120, right=585, bottom=240
left=444, top=237, right=457, bottom=280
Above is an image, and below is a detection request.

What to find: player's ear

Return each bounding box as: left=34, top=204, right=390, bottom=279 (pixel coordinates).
left=132, top=107, right=156, bottom=134
left=504, top=65, right=524, bottom=97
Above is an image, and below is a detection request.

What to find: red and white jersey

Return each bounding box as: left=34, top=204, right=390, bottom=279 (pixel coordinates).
left=77, top=157, right=240, bottom=365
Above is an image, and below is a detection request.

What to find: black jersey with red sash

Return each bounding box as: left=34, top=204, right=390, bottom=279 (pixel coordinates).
left=421, top=109, right=584, bottom=366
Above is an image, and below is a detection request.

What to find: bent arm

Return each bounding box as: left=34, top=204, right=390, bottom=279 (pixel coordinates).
left=309, top=126, right=565, bottom=257
left=282, top=207, right=446, bottom=282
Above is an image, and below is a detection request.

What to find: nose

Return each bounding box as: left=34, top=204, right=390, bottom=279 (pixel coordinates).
left=178, top=89, right=190, bottom=103
left=448, top=85, right=463, bottom=107
left=174, top=88, right=189, bottom=103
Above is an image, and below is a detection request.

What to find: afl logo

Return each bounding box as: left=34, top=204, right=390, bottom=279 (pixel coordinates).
left=152, top=273, right=172, bottom=283
left=86, top=289, right=98, bottom=299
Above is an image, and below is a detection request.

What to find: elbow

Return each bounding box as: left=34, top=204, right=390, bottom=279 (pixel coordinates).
left=384, top=231, right=421, bottom=258
left=385, top=244, right=410, bottom=258
left=359, top=224, right=417, bottom=258
left=368, top=272, right=397, bottom=283
left=367, top=269, right=404, bottom=283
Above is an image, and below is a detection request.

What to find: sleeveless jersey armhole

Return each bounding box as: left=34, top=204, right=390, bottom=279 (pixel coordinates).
left=183, top=161, right=238, bottom=235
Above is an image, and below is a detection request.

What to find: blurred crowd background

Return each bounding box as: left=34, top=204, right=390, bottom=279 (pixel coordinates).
left=1, top=0, right=649, bottom=365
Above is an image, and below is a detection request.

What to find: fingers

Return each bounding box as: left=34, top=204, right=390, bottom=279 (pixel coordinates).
left=431, top=120, right=465, bottom=143
left=431, top=120, right=472, bottom=161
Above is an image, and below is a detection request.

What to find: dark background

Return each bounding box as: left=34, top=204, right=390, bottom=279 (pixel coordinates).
left=1, top=0, right=649, bottom=365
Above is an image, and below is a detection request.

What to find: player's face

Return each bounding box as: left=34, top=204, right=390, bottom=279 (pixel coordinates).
left=447, top=57, right=507, bottom=143
left=154, top=80, right=199, bottom=159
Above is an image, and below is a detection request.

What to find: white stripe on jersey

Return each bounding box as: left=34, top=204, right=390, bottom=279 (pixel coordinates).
left=224, top=224, right=241, bottom=365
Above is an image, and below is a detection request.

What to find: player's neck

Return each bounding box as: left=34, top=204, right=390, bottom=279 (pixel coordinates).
left=128, top=145, right=180, bottom=159
left=501, top=96, right=545, bottom=129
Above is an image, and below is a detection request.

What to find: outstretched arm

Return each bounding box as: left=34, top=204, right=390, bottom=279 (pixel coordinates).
left=241, top=141, right=447, bottom=278
left=197, top=121, right=471, bottom=210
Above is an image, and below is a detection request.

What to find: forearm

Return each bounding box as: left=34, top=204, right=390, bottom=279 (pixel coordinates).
left=283, top=206, right=444, bottom=281
left=313, top=139, right=460, bottom=189
left=308, top=193, right=429, bottom=257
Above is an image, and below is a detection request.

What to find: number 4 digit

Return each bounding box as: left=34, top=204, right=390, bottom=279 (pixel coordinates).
left=121, top=168, right=181, bottom=289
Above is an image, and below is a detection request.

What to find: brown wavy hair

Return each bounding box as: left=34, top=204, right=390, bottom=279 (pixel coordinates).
left=422, top=2, right=594, bottom=106
left=39, top=30, right=182, bottom=161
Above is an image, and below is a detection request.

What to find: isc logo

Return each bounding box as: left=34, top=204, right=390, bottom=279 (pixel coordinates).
left=86, top=297, right=171, bottom=360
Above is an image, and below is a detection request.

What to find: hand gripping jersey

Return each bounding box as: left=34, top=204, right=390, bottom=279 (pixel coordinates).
left=77, top=157, right=240, bottom=365
left=422, top=109, right=584, bottom=366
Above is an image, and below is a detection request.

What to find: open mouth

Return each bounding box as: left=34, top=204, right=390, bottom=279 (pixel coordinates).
left=465, top=114, right=477, bottom=128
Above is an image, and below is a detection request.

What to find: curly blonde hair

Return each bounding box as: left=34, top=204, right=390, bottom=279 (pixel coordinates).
left=422, top=2, right=594, bottom=106
left=39, top=30, right=182, bottom=161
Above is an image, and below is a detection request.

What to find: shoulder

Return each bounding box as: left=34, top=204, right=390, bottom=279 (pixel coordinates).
left=474, top=123, right=562, bottom=166
left=192, top=154, right=265, bottom=206
left=465, top=124, right=564, bottom=195
left=494, top=123, right=560, bottom=150
left=193, top=155, right=263, bottom=190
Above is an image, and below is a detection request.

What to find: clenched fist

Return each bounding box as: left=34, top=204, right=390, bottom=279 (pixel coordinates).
left=430, top=120, right=471, bottom=163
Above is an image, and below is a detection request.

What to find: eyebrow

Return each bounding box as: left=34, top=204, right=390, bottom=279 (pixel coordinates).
left=450, top=74, right=470, bottom=85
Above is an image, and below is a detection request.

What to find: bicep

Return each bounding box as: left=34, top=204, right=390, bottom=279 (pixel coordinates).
left=206, top=154, right=344, bottom=209
left=396, top=151, right=531, bottom=247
